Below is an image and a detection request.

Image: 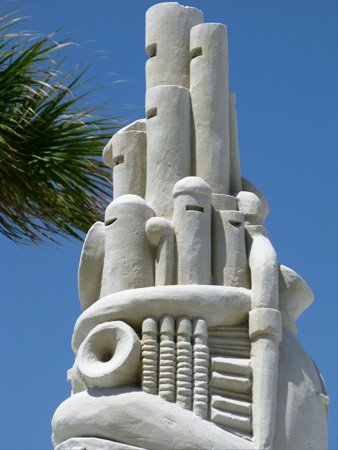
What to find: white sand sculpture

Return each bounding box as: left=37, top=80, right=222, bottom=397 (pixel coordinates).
left=52, top=3, right=329, bottom=449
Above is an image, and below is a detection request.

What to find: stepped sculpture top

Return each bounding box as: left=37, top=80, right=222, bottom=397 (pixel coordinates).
left=52, top=3, right=329, bottom=450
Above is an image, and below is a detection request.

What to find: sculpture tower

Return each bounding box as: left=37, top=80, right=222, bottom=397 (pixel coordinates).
left=52, top=4, right=328, bottom=449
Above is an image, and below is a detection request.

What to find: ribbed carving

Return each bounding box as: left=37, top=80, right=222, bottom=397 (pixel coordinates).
left=159, top=315, right=176, bottom=402
left=176, top=316, right=193, bottom=409
left=141, top=317, right=158, bottom=394
left=193, top=318, right=209, bottom=419
left=141, top=314, right=212, bottom=418
left=209, top=324, right=252, bottom=438
left=209, top=325, right=251, bottom=358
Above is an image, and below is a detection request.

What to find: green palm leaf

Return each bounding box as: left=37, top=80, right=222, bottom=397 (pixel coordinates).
left=0, top=13, right=117, bottom=243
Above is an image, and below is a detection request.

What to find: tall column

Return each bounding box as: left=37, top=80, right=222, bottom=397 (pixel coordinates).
left=190, top=23, right=230, bottom=194
left=246, top=224, right=281, bottom=450
left=229, top=93, right=242, bottom=194
left=145, top=86, right=191, bottom=219
left=173, top=177, right=212, bottom=284
left=146, top=3, right=203, bottom=89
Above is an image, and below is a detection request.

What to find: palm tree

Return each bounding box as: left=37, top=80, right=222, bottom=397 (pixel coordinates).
left=0, top=12, right=115, bottom=243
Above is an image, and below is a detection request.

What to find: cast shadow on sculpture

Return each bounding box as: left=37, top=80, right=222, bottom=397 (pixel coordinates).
left=52, top=3, right=328, bottom=450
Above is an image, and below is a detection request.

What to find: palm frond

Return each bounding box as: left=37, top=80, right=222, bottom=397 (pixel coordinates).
left=0, top=13, right=118, bottom=243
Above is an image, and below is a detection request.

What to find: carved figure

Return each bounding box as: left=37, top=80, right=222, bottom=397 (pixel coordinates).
left=103, top=119, right=147, bottom=199
left=52, top=3, right=328, bottom=450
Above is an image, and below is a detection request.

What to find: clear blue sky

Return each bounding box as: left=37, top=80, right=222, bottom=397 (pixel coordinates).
left=1, top=1, right=337, bottom=449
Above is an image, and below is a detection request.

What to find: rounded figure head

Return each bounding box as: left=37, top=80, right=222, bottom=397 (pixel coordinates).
left=173, top=176, right=212, bottom=199
left=101, top=195, right=154, bottom=297
left=236, top=191, right=268, bottom=224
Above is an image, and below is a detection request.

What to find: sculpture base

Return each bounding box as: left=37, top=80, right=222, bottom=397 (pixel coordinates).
left=55, top=437, right=142, bottom=450
left=52, top=331, right=327, bottom=450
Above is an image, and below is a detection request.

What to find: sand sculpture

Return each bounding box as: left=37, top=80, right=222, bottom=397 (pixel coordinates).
left=52, top=3, right=328, bottom=449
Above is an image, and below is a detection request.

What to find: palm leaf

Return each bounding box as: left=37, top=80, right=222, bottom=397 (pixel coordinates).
left=0, top=13, right=117, bottom=243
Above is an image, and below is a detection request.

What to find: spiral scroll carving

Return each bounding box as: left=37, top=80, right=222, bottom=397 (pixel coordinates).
left=77, top=321, right=141, bottom=389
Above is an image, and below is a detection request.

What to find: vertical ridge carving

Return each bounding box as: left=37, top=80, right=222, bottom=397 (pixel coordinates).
left=141, top=317, right=158, bottom=394
left=176, top=316, right=193, bottom=410
left=159, top=315, right=176, bottom=402
left=193, top=318, right=209, bottom=419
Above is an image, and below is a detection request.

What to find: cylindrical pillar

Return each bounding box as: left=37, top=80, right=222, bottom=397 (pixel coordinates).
left=173, top=177, right=212, bottom=284
left=212, top=209, right=250, bottom=288
left=112, top=125, right=147, bottom=198
left=102, top=119, right=146, bottom=198
left=246, top=224, right=280, bottom=450
left=146, top=3, right=203, bottom=89
left=246, top=225, right=278, bottom=310
left=249, top=308, right=282, bottom=450
left=100, top=195, right=154, bottom=297
left=146, top=85, right=191, bottom=219
left=229, top=93, right=242, bottom=194
left=146, top=217, right=175, bottom=286
left=190, top=23, right=230, bottom=194
left=110, top=128, right=146, bottom=199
